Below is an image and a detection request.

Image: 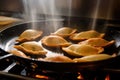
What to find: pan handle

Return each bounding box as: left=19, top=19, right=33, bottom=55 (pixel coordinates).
left=0, top=48, right=9, bottom=55
left=0, top=48, right=13, bottom=60
left=0, top=54, right=13, bottom=60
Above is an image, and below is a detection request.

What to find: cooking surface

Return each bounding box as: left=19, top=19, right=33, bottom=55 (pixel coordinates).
left=0, top=18, right=120, bottom=79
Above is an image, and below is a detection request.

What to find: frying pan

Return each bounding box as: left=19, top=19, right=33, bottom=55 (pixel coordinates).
left=0, top=20, right=120, bottom=72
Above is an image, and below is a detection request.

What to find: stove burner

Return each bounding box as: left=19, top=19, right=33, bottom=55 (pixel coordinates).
left=0, top=54, right=114, bottom=80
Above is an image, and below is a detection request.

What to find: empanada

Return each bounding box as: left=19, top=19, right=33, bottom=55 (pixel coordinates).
left=51, top=27, right=77, bottom=37
left=62, top=44, right=104, bottom=57
left=41, top=35, right=72, bottom=47
left=41, top=54, right=73, bottom=62
left=14, top=41, right=47, bottom=56
left=79, top=38, right=115, bottom=47
left=73, top=54, right=113, bottom=62
left=16, top=29, right=43, bottom=42
left=70, top=30, right=105, bottom=41
left=9, top=50, right=29, bottom=58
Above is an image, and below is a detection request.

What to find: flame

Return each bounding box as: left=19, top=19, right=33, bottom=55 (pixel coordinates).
left=35, top=74, right=49, bottom=79
left=105, top=74, right=110, bottom=80
left=77, top=72, right=84, bottom=80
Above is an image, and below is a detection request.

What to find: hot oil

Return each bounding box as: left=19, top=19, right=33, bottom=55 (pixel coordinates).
left=90, top=0, right=100, bottom=30
left=22, top=0, right=64, bottom=31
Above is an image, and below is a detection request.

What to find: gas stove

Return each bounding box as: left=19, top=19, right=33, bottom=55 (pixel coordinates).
left=0, top=0, right=120, bottom=79
left=1, top=52, right=120, bottom=80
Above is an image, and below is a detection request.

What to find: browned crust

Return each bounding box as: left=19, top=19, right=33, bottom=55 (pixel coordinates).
left=16, top=30, right=43, bottom=42
left=41, top=35, right=72, bottom=47
left=14, top=45, right=47, bottom=56
left=51, top=27, right=77, bottom=37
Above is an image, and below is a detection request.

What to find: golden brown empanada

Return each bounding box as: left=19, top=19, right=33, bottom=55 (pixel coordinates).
left=79, top=38, right=115, bottom=47
left=70, top=30, right=105, bottom=41
left=41, top=54, right=73, bottom=62
left=73, top=54, right=113, bottom=62
left=41, top=35, right=72, bottom=47
left=9, top=50, right=29, bottom=58
left=14, top=41, right=47, bottom=56
left=62, top=44, right=104, bottom=57
left=16, top=29, right=43, bottom=42
left=51, top=27, right=77, bottom=37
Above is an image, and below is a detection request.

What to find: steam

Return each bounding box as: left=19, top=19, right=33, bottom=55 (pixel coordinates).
left=22, top=0, right=64, bottom=30
left=67, top=0, right=72, bottom=26
left=91, top=0, right=114, bottom=31
left=22, top=0, right=38, bottom=21
left=91, top=0, right=100, bottom=29
left=22, top=0, right=112, bottom=31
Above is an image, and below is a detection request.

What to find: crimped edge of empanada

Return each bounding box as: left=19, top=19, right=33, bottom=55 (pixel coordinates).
left=16, top=29, right=43, bottom=42
left=14, top=45, right=47, bottom=56
left=41, top=35, right=72, bottom=47
left=51, top=27, right=77, bottom=37
left=69, top=30, right=105, bottom=41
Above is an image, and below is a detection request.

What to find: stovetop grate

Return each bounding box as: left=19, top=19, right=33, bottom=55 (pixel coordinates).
left=0, top=49, right=47, bottom=80
left=0, top=54, right=80, bottom=80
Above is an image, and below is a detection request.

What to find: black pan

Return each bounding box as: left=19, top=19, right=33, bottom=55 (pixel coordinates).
left=0, top=20, right=120, bottom=72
